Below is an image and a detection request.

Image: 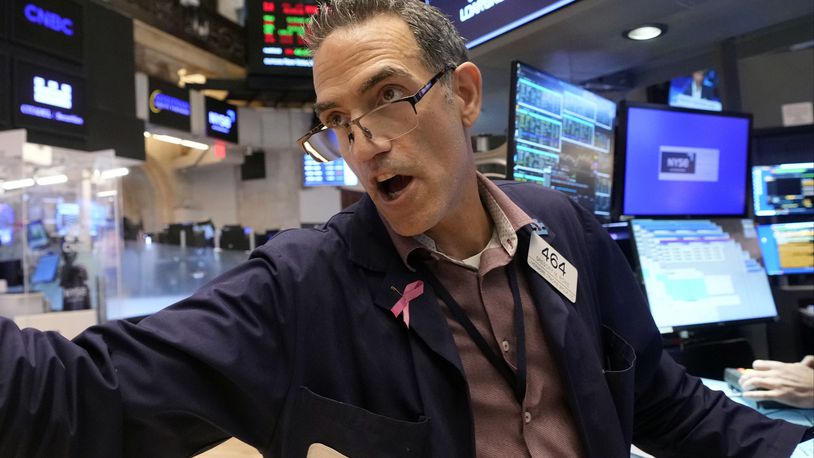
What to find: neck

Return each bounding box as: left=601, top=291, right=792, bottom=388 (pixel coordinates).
left=426, top=179, right=493, bottom=260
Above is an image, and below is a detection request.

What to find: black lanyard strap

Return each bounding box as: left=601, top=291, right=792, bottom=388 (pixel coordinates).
left=417, top=260, right=528, bottom=405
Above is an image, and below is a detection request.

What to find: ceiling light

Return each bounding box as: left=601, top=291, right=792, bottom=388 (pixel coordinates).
left=624, top=24, right=666, bottom=41
left=147, top=132, right=209, bottom=151
left=97, top=190, right=118, bottom=198
left=35, top=174, right=69, bottom=186
left=2, top=178, right=36, bottom=190
left=100, top=168, right=130, bottom=180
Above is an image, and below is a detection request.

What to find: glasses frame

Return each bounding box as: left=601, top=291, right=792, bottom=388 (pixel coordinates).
left=298, top=64, right=457, bottom=162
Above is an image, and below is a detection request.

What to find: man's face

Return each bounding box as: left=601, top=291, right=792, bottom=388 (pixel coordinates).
left=312, top=15, right=477, bottom=238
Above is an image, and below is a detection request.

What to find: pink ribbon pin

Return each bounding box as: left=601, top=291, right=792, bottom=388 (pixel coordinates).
left=390, top=280, right=424, bottom=329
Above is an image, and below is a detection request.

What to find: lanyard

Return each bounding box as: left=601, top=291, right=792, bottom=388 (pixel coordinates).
left=417, top=256, right=528, bottom=405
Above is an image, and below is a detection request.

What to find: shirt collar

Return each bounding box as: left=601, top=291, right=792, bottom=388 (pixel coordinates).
left=385, top=172, right=534, bottom=270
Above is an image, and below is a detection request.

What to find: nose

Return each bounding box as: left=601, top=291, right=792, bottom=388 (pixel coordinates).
left=347, top=123, right=390, bottom=162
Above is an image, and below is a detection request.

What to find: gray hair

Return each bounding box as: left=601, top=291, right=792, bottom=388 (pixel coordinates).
left=305, top=0, right=469, bottom=76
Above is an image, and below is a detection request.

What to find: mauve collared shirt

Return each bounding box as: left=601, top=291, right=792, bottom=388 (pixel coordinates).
left=385, top=173, right=584, bottom=457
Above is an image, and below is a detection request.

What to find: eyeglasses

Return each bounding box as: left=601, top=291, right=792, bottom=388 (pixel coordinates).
left=297, top=64, right=456, bottom=163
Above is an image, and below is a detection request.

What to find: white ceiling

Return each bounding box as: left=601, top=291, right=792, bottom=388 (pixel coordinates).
left=467, top=0, right=814, bottom=134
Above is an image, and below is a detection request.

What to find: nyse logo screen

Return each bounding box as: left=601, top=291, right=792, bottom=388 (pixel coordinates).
left=661, top=151, right=696, bottom=174
left=12, top=0, right=84, bottom=62
left=205, top=97, right=239, bottom=143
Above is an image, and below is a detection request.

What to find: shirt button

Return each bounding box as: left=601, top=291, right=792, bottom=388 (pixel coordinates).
left=501, top=339, right=510, bottom=352
left=524, top=411, right=532, bottom=423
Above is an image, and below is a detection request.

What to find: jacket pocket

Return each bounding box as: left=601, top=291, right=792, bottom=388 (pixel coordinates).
left=601, top=324, right=636, bottom=443
left=286, top=386, right=429, bottom=458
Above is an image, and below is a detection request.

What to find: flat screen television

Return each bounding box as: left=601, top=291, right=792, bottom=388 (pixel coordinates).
left=303, top=154, right=358, bottom=187
left=668, top=69, right=722, bottom=112
left=507, top=61, right=616, bottom=218
left=427, top=0, right=576, bottom=48
left=756, top=222, right=814, bottom=276
left=614, top=102, right=751, bottom=218
left=752, top=162, right=814, bottom=216
left=631, top=218, right=778, bottom=334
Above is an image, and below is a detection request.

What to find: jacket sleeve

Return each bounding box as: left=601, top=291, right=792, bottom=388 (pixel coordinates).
left=573, top=202, right=807, bottom=458
left=0, top=250, right=294, bottom=458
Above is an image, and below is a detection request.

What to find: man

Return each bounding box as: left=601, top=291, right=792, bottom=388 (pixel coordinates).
left=681, top=69, right=717, bottom=100
left=0, top=1, right=810, bottom=457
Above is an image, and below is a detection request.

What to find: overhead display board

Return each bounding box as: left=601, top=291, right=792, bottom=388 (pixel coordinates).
left=148, top=77, right=191, bottom=131
left=205, top=96, right=239, bottom=143
left=427, top=0, right=576, bottom=48
left=11, top=0, right=84, bottom=62
left=13, top=59, right=87, bottom=137
left=246, top=0, right=318, bottom=75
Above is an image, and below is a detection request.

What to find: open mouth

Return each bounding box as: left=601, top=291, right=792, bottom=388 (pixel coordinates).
left=377, top=175, right=413, bottom=201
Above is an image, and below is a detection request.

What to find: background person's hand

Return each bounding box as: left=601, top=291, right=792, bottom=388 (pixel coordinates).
left=738, top=356, right=814, bottom=408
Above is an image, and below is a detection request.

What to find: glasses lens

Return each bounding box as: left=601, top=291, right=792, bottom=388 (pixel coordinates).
left=359, top=100, right=418, bottom=143
left=304, top=127, right=346, bottom=162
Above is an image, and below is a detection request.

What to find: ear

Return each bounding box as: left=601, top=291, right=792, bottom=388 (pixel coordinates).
left=453, top=62, right=482, bottom=128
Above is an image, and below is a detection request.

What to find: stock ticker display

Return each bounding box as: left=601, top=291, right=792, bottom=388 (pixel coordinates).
left=752, top=162, right=814, bottom=216
left=509, top=62, right=616, bottom=217
left=247, top=0, right=317, bottom=72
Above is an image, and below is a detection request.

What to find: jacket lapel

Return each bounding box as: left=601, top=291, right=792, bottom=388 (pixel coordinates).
left=371, top=261, right=466, bottom=378
left=518, top=227, right=628, bottom=457
left=346, top=195, right=465, bottom=378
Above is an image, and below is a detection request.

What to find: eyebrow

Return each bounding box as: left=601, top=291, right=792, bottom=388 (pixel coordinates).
left=313, top=66, right=412, bottom=117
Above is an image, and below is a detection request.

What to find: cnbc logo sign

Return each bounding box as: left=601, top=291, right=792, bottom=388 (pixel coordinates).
left=24, top=3, right=74, bottom=36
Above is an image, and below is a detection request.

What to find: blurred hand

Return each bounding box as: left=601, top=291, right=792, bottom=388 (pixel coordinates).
left=738, top=356, right=814, bottom=408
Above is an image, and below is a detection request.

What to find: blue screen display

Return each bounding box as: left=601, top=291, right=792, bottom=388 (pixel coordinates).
left=622, top=106, right=750, bottom=216
left=632, top=218, right=777, bottom=333
left=757, top=222, right=814, bottom=275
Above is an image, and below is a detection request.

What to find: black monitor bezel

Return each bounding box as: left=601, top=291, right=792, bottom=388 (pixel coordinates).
left=612, top=101, right=753, bottom=220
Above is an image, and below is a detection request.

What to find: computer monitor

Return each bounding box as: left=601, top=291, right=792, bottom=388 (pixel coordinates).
left=26, top=220, right=49, bottom=249
left=507, top=61, right=616, bottom=218
left=752, top=162, right=814, bottom=216
left=31, top=253, right=60, bottom=284
left=668, top=69, right=722, bottom=112
left=631, top=218, right=777, bottom=334
left=756, top=222, right=814, bottom=276
left=303, top=154, right=359, bottom=187
left=615, top=103, right=751, bottom=217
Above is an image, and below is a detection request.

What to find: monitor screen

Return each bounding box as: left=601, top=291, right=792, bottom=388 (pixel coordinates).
left=507, top=61, right=616, bottom=218
left=27, top=220, right=49, bottom=249
left=13, top=59, right=87, bottom=137
left=31, top=253, right=60, bottom=284
left=617, top=103, right=751, bottom=217
left=668, top=69, right=722, bottom=112
left=757, top=222, right=814, bottom=276
left=303, top=154, right=358, bottom=187
left=427, top=0, right=576, bottom=48
left=245, top=0, right=317, bottom=75
left=752, top=162, right=814, bottom=216
left=205, top=97, right=239, bottom=143
left=631, top=218, right=777, bottom=333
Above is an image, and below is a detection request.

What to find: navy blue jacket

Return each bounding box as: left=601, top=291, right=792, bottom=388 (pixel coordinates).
left=0, top=182, right=806, bottom=457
